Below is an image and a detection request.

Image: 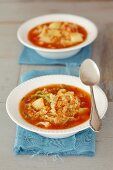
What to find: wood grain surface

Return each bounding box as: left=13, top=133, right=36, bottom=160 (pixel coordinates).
left=0, top=1, right=113, bottom=170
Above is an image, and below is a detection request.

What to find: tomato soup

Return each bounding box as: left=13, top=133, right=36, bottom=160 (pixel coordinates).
left=19, top=84, right=91, bottom=130
left=28, top=22, right=87, bottom=49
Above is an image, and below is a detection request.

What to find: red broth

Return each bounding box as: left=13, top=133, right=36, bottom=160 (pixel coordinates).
left=19, top=84, right=91, bottom=130
left=28, top=22, right=87, bottom=49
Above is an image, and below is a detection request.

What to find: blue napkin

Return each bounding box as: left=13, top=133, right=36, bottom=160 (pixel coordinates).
left=18, top=45, right=91, bottom=65
left=14, top=66, right=96, bottom=156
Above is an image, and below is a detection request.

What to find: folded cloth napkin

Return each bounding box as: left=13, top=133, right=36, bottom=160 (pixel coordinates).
left=14, top=66, right=95, bottom=156
left=18, top=45, right=91, bottom=65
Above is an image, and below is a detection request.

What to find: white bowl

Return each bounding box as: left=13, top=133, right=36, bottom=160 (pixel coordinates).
left=17, top=14, right=98, bottom=59
left=6, top=75, right=108, bottom=138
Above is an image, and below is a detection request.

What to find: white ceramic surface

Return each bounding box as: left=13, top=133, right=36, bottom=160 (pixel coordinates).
left=17, top=14, right=98, bottom=59
left=6, top=75, right=108, bottom=138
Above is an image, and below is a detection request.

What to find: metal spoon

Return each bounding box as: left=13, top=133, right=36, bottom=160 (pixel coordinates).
left=79, top=59, right=102, bottom=132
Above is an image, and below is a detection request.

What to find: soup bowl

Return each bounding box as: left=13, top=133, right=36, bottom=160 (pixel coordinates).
left=17, top=14, right=98, bottom=59
left=6, top=75, right=108, bottom=138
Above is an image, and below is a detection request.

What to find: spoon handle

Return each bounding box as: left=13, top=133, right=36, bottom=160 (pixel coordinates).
left=90, top=86, right=102, bottom=132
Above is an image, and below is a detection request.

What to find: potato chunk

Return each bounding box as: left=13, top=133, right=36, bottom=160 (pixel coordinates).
left=70, top=32, right=83, bottom=43
left=49, top=22, right=61, bottom=29
left=32, top=98, right=44, bottom=110
left=48, top=29, right=61, bottom=37
left=36, top=121, right=50, bottom=128
left=78, top=108, right=89, bottom=114
left=40, top=35, right=51, bottom=43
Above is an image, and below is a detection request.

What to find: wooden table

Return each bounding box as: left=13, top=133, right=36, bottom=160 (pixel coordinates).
left=0, top=1, right=113, bottom=170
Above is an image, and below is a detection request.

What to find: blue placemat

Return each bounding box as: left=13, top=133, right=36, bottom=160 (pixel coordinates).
left=18, top=45, right=92, bottom=65
left=14, top=66, right=96, bottom=156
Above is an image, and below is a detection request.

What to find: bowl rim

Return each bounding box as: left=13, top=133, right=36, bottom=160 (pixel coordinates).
left=17, top=13, right=98, bottom=53
left=6, top=74, right=108, bottom=135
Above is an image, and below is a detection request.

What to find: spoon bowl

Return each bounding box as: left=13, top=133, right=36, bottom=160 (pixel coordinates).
left=80, top=59, right=100, bottom=86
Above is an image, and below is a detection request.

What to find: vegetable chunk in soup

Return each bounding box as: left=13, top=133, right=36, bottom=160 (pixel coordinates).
left=28, top=22, right=87, bottom=49
left=19, top=84, right=91, bottom=129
